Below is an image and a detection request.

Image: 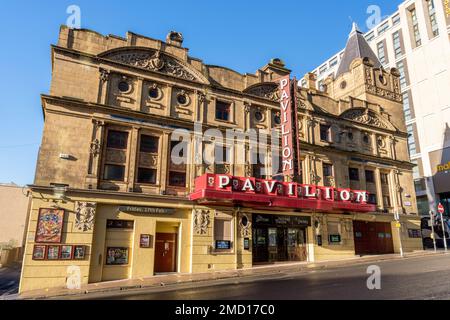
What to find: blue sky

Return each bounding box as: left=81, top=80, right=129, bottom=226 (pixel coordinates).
left=0, top=0, right=401, bottom=186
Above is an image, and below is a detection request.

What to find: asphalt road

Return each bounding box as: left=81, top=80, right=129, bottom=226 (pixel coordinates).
left=96, top=254, right=450, bottom=300
left=0, top=265, right=20, bottom=298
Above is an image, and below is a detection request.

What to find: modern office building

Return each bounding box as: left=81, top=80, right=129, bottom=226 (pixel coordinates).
left=19, top=25, right=423, bottom=293
left=306, top=0, right=450, bottom=216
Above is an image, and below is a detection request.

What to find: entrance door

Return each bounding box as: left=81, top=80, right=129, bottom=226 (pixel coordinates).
left=252, top=228, right=269, bottom=263
left=154, top=233, right=177, bottom=273
left=353, top=221, right=394, bottom=255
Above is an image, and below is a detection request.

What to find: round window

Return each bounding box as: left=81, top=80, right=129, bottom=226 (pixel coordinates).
left=118, top=81, right=130, bottom=93
left=379, top=74, right=388, bottom=85
left=274, top=115, right=281, bottom=125
left=347, top=132, right=354, bottom=141
left=340, top=81, right=347, bottom=89
left=241, top=216, right=249, bottom=227
left=177, top=94, right=188, bottom=105
left=255, top=111, right=264, bottom=122
left=363, top=134, right=370, bottom=144
left=378, top=137, right=385, bottom=147
left=149, top=87, right=160, bottom=99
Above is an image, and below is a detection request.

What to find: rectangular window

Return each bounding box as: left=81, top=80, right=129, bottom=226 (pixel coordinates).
left=214, top=217, right=233, bottom=251
left=168, top=140, right=187, bottom=187
left=381, top=173, right=389, bottom=185
left=403, top=92, right=412, bottom=121
left=103, top=129, right=129, bottom=182
left=349, top=168, right=360, bottom=181
left=104, top=164, right=125, bottom=181
left=329, top=57, right=338, bottom=68
left=377, top=21, right=390, bottom=35
left=377, top=41, right=386, bottom=65
left=216, top=101, right=231, bottom=122
left=137, top=168, right=157, bottom=184
left=365, top=170, right=375, bottom=183
left=407, top=124, right=417, bottom=155
left=383, top=195, right=391, bottom=208
left=252, top=152, right=267, bottom=179
left=365, top=31, right=375, bottom=42
left=107, top=130, right=129, bottom=149
left=397, top=60, right=407, bottom=89
left=140, top=135, right=159, bottom=153
left=392, top=31, right=403, bottom=58
left=410, top=8, right=422, bottom=47
left=392, top=14, right=401, bottom=26
left=368, top=194, right=377, bottom=205
left=427, top=0, right=439, bottom=37
left=320, top=124, right=331, bottom=142
left=323, top=163, right=333, bottom=178
left=319, top=64, right=328, bottom=75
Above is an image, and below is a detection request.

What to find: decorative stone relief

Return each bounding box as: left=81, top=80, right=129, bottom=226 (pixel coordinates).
left=366, top=84, right=402, bottom=102
left=90, top=139, right=101, bottom=157
left=244, top=83, right=280, bottom=102
left=193, top=210, right=211, bottom=235
left=239, top=213, right=252, bottom=238
left=342, top=108, right=395, bottom=130
left=99, top=68, right=110, bottom=82
left=105, top=50, right=198, bottom=82
left=74, top=202, right=96, bottom=232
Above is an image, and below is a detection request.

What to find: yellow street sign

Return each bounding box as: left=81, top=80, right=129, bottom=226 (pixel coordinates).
left=395, top=222, right=401, bottom=228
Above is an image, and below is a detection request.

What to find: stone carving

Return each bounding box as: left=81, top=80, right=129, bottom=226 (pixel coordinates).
left=193, top=210, right=210, bottom=235
left=105, top=50, right=197, bottom=81
left=244, top=162, right=253, bottom=177
left=342, top=108, right=394, bottom=130
left=90, top=139, right=101, bottom=157
left=239, top=214, right=252, bottom=238
left=366, top=84, right=402, bottom=102
left=244, top=83, right=280, bottom=102
left=139, top=153, right=158, bottom=168
left=99, top=68, right=110, bottom=82
left=74, top=202, right=96, bottom=232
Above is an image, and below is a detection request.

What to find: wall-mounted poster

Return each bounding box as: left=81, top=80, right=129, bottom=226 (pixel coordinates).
left=47, top=246, right=60, bottom=260
left=32, top=245, right=46, bottom=260
left=60, top=245, right=73, bottom=260
left=140, top=235, right=152, bottom=248
left=106, top=247, right=129, bottom=265
left=74, top=246, right=86, bottom=260
left=35, top=209, right=65, bottom=243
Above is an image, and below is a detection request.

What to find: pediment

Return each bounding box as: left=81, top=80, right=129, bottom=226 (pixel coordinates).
left=98, top=47, right=209, bottom=84
left=244, top=82, right=280, bottom=102
left=341, top=108, right=396, bottom=131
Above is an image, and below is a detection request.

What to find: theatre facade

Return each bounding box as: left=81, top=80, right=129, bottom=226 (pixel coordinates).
left=20, top=25, right=423, bottom=293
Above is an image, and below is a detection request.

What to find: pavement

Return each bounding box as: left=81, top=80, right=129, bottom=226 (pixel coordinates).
left=17, top=250, right=448, bottom=300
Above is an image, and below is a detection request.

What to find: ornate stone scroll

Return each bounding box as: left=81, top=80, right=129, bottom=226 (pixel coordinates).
left=193, top=209, right=210, bottom=235
left=74, top=202, right=97, bottom=232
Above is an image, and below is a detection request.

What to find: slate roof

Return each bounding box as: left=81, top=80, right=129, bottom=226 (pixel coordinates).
left=335, top=23, right=382, bottom=78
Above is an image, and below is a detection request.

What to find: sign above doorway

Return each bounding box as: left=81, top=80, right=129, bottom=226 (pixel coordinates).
left=118, top=206, right=176, bottom=215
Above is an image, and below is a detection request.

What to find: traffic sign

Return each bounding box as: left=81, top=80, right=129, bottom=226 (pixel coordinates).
left=438, top=203, right=445, bottom=215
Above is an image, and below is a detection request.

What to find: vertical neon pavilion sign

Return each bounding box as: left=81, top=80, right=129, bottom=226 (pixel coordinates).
left=279, top=75, right=295, bottom=178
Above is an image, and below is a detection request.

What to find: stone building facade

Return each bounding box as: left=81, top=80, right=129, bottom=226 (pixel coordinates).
left=20, top=25, right=423, bottom=293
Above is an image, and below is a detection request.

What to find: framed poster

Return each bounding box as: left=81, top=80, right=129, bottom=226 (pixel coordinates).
left=60, top=245, right=73, bottom=260
left=35, top=209, right=65, bottom=243
left=32, top=245, right=46, bottom=260
left=215, top=240, right=231, bottom=250
left=73, top=246, right=86, bottom=260
left=47, top=245, right=60, bottom=260
left=140, top=234, right=152, bottom=248
left=106, top=247, right=129, bottom=265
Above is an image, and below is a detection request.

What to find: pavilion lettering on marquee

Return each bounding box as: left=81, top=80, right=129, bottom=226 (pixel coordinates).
left=217, top=175, right=369, bottom=203
left=279, top=76, right=295, bottom=177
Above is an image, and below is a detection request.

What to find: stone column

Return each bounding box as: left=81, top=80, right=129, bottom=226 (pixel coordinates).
left=127, top=127, right=140, bottom=192
left=374, top=168, right=383, bottom=210
left=98, top=68, right=110, bottom=105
